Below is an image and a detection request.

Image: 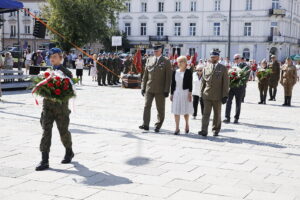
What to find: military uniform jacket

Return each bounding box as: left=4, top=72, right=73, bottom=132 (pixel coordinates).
left=123, top=59, right=132, bottom=74
left=142, top=56, right=172, bottom=94
left=200, top=63, right=229, bottom=101
left=280, top=65, right=297, bottom=86
left=268, top=61, right=280, bottom=87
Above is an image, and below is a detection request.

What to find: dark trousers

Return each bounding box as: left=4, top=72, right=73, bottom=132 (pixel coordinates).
left=241, top=85, right=246, bottom=102
left=71, top=61, right=76, bottom=69
left=97, top=72, right=102, bottom=85
left=193, top=95, right=204, bottom=117
left=225, top=87, right=243, bottom=120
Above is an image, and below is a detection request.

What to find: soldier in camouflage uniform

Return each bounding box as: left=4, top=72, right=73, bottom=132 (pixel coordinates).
left=107, top=53, right=114, bottom=85
left=96, top=53, right=103, bottom=86
left=268, top=55, right=280, bottom=101
left=123, top=55, right=133, bottom=74
left=280, top=57, right=297, bottom=106
left=101, top=53, right=108, bottom=86
left=112, top=54, right=122, bottom=85
left=36, top=48, right=74, bottom=171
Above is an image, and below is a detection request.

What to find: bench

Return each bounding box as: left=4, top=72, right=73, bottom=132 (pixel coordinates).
left=0, top=69, right=31, bottom=90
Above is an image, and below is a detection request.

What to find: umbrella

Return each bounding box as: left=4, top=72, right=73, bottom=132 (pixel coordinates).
left=291, top=54, right=300, bottom=61
left=0, top=0, right=23, bottom=13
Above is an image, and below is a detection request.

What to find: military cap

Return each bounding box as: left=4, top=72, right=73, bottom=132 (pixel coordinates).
left=210, top=50, right=220, bottom=57
left=153, top=45, right=163, bottom=51
left=49, top=48, right=62, bottom=55
left=271, top=55, right=276, bottom=58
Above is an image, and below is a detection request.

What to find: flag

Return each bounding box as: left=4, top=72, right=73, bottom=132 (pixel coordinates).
left=133, top=49, right=142, bottom=73
left=192, top=52, right=198, bottom=66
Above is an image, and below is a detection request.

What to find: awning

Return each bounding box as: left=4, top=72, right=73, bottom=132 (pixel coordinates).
left=0, top=0, right=24, bottom=14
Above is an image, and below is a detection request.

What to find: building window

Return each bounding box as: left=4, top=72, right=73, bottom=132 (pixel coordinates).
left=214, top=0, right=221, bottom=11
left=9, top=11, right=16, bottom=17
left=189, top=23, right=196, bottom=36
left=125, top=2, right=131, bottom=12
left=270, top=22, right=280, bottom=36
left=246, top=0, right=252, bottom=10
left=10, top=25, right=16, bottom=37
left=243, top=48, right=250, bottom=59
left=24, top=8, right=30, bottom=16
left=191, top=1, right=197, bottom=12
left=24, top=25, right=30, bottom=34
left=213, top=22, right=220, bottom=36
left=141, top=2, right=147, bottom=12
left=244, top=22, right=252, bottom=36
left=174, top=23, right=181, bottom=36
left=140, top=23, right=147, bottom=36
left=125, top=23, right=131, bottom=36
left=272, top=0, right=280, bottom=9
left=189, top=48, right=196, bottom=56
left=158, top=2, right=164, bottom=12
left=175, top=1, right=181, bottom=12
left=157, top=23, right=164, bottom=36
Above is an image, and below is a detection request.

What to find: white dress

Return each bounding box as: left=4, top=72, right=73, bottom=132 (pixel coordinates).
left=171, top=70, right=194, bottom=115
left=90, top=62, right=97, bottom=77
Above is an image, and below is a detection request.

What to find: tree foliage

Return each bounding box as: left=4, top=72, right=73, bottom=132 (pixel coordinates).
left=42, top=0, right=125, bottom=52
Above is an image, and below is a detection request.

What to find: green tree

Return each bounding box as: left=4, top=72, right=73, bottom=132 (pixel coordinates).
left=42, top=0, right=125, bottom=52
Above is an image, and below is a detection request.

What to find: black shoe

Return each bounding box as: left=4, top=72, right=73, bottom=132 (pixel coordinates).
left=61, top=148, right=74, bottom=164
left=213, top=131, right=219, bottom=137
left=258, top=101, right=263, bottom=104
left=139, top=125, right=149, bottom=131
left=234, top=119, right=239, bottom=124
left=114, top=82, right=118, bottom=85
left=103, top=83, right=107, bottom=86
left=108, top=83, right=113, bottom=85
left=198, top=131, right=208, bottom=137
left=268, top=98, right=273, bottom=101
left=154, top=127, right=160, bottom=133
left=282, top=96, right=288, bottom=106
left=98, top=84, right=103, bottom=86
left=223, top=118, right=230, bottom=123
left=174, top=129, right=180, bottom=135
left=35, top=152, right=49, bottom=171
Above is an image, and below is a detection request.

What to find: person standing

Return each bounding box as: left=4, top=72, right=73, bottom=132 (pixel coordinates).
left=257, top=59, right=270, bottom=104
left=107, top=53, right=114, bottom=85
left=36, top=48, right=74, bottom=171
left=224, top=54, right=248, bottom=124
left=296, top=60, right=300, bottom=82
left=170, top=56, right=193, bottom=135
left=249, top=60, right=258, bottom=81
left=96, top=53, right=103, bottom=86
left=199, top=50, right=229, bottom=137
left=280, top=57, right=297, bottom=106
left=268, top=55, right=280, bottom=101
left=101, top=53, right=108, bottom=86
left=90, top=54, right=98, bottom=82
left=24, top=49, right=32, bottom=75
left=75, top=54, right=84, bottom=85
left=71, top=51, right=77, bottom=69
left=192, top=65, right=204, bottom=119
left=139, top=45, right=172, bottom=132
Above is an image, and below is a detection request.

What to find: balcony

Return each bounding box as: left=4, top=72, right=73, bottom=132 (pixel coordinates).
left=149, top=36, right=168, bottom=42
left=269, top=9, right=286, bottom=16
left=268, top=36, right=298, bottom=44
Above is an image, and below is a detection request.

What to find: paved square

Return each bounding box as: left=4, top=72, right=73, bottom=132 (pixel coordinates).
left=0, top=72, right=300, bottom=200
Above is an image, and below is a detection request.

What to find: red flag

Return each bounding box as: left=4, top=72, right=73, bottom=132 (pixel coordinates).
left=133, top=49, right=142, bottom=73
left=192, top=52, right=198, bottom=66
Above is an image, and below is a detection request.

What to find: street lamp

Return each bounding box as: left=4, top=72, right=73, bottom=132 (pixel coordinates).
left=227, top=0, right=232, bottom=60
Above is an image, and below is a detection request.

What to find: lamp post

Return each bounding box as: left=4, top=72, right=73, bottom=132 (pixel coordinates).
left=227, top=0, right=232, bottom=60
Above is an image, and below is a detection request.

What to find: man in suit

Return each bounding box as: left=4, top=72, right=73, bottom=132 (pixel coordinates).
left=268, top=55, right=280, bottom=101
left=199, top=50, right=229, bottom=137
left=139, top=45, right=172, bottom=133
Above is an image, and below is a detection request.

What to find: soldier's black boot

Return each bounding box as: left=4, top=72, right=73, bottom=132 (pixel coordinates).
left=268, top=88, right=273, bottom=101
left=258, top=94, right=264, bottom=104
left=263, top=95, right=267, bottom=104
left=35, top=152, right=49, bottom=171
left=282, top=96, right=288, bottom=106
left=61, top=148, right=74, bottom=164
left=287, top=96, right=292, bottom=106
left=273, top=88, right=277, bottom=101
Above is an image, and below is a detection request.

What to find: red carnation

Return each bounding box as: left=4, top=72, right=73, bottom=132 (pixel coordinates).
left=231, top=72, right=236, bottom=76
left=63, top=86, right=69, bottom=91
left=47, top=83, right=54, bottom=88
left=64, top=78, right=70, bottom=83
left=55, top=76, right=61, bottom=81
left=54, top=89, right=61, bottom=95
left=44, top=72, right=50, bottom=78
left=56, top=81, right=61, bottom=87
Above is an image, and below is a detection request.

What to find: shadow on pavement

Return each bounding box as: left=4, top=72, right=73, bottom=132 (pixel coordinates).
left=125, top=156, right=151, bottom=166
left=239, top=122, right=293, bottom=131
left=69, top=128, right=97, bottom=134
left=50, top=161, right=133, bottom=187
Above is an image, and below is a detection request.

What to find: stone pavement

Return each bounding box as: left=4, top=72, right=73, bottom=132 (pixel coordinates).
left=0, top=71, right=300, bottom=200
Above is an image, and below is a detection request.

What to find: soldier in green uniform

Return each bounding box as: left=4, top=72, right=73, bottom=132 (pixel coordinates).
left=199, top=50, right=229, bottom=137
left=123, top=55, right=133, bottom=74
left=268, top=55, right=280, bottom=101
left=280, top=57, right=297, bottom=106
left=96, top=53, right=103, bottom=86
left=101, top=53, right=108, bottom=86
left=112, top=53, right=122, bottom=85
left=139, top=45, right=172, bottom=132
left=107, top=53, right=114, bottom=85
left=36, top=48, right=74, bottom=171
left=257, top=59, right=270, bottom=104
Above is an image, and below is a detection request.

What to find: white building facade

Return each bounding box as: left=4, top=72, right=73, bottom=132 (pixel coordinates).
left=1, top=0, right=50, bottom=52
left=118, top=0, right=300, bottom=61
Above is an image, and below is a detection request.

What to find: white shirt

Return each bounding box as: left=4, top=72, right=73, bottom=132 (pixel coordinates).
left=75, top=59, right=84, bottom=69
left=25, top=53, right=32, bottom=61
left=192, top=72, right=202, bottom=96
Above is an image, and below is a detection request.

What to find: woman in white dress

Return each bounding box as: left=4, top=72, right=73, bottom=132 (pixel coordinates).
left=90, top=54, right=98, bottom=81
left=170, top=56, right=193, bottom=135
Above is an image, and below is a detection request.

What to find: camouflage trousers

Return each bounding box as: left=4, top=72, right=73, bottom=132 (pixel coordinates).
left=40, top=99, right=72, bottom=153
